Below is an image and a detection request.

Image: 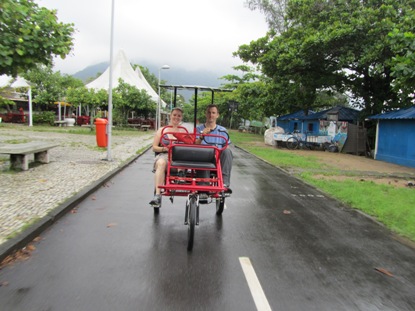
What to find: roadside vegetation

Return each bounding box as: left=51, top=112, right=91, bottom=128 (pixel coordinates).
left=231, top=130, right=415, bottom=242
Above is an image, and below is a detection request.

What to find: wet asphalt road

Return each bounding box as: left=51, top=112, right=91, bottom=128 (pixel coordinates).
left=0, top=147, right=415, bottom=311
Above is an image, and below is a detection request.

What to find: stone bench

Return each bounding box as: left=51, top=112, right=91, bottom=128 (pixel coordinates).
left=0, top=141, right=59, bottom=171
left=54, top=118, right=75, bottom=127
left=54, top=120, right=66, bottom=126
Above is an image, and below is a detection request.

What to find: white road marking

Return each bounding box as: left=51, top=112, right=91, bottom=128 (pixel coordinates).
left=239, top=257, right=272, bottom=311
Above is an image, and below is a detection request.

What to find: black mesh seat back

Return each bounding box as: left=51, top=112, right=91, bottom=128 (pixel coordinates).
left=171, top=145, right=216, bottom=169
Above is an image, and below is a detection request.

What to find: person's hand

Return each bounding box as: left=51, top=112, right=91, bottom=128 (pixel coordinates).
left=202, top=128, right=212, bottom=135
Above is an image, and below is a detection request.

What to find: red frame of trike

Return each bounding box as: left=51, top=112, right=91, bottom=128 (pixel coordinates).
left=158, top=125, right=229, bottom=198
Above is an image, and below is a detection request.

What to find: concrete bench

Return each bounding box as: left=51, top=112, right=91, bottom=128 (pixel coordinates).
left=0, top=141, right=59, bottom=171
left=54, top=118, right=75, bottom=127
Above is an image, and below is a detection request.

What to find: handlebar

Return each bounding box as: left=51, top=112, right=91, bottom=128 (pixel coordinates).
left=201, top=129, right=229, bottom=150
left=160, top=126, right=229, bottom=151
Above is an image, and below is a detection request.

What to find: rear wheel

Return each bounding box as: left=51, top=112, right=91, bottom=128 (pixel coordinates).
left=187, top=196, right=197, bottom=251
left=286, top=137, right=299, bottom=149
left=216, top=197, right=225, bottom=215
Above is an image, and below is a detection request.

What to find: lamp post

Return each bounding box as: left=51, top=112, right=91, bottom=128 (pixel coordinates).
left=157, top=64, right=170, bottom=129
left=106, top=0, right=115, bottom=161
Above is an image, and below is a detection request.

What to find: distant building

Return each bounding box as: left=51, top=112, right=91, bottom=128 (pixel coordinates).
left=276, top=106, right=365, bottom=154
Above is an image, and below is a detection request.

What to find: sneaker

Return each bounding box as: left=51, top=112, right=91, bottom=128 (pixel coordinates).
left=224, top=184, right=232, bottom=194
left=149, top=194, right=161, bottom=207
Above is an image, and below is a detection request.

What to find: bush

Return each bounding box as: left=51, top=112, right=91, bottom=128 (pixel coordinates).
left=33, top=111, right=55, bottom=125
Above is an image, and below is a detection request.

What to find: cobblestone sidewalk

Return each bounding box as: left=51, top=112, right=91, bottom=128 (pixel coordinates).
left=0, top=127, right=153, bottom=246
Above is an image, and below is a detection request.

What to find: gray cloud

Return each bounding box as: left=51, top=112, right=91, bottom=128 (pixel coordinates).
left=38, top=0, right=268, bottom=74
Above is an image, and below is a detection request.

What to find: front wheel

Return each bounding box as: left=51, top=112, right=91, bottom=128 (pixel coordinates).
left=187, top=196, right=197, bottom=251
left=286, top=137, right=299, bottom=150
left=216, top=197, right=225, bottom=215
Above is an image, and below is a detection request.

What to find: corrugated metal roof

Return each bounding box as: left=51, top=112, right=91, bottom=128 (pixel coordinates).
left=368, top=105, right=415, bottom=120
left=300, top=106, right=360, bottom=122
left=277, top=110, right=314, bottom=121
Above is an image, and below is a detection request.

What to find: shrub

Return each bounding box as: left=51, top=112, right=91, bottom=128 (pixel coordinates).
left=33, top=111, right=55, bottom=125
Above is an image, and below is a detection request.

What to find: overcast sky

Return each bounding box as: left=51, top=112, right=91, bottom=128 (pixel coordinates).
left=37, top=0, right=269, bottom=76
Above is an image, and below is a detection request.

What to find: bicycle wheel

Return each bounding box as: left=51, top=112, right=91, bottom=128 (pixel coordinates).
left=187, top=196, right=197, bottom=250
left=216, top=197, right=225, bottom=215
left=286, top=137, right=299, bottom=149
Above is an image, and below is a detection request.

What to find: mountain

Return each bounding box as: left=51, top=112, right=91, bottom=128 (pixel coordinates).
left=73, top=62, right=108, bottom=82
left=73, top=61, right=229, bottom=101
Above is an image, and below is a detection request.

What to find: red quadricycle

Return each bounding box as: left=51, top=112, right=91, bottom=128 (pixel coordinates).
left=157, top=125, right=231, bottom=250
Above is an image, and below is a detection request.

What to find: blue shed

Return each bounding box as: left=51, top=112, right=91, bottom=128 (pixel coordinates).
left=300, top=106, right=361, bottom=135
left=276, top=110, right=314, bottom=133
left=368, top=105, right=415, bottom=168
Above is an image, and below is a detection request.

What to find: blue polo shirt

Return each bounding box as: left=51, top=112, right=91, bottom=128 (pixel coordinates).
left=196, top=124, right=231, bottom=147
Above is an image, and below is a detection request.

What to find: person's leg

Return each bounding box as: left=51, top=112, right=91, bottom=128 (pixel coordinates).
left=150, top=155, right=167, bottom=205
left=220, top=148, right=233, bottom=186
left=154, top=158, right=167, bottom=195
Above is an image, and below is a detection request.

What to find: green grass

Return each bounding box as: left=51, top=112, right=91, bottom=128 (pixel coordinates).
left=301, top=173, right=415, bottom=240
left=231, top=130, right=415, bottom=242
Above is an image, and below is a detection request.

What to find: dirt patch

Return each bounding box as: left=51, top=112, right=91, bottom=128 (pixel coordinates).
left=299, top=150, right=414, bottom=188
left=271, top=144, right=415, bottom=188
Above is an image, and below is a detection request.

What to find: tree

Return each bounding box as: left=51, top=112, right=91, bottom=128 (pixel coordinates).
left=245, top=0, right=289, bottom=34
left=237, top=0, right=415, bottom=118
left=388, top=8, right=415, bottom=102
left=23, top=65, right=83, bottom=107
left=0, top=0, right=75, bottom=77
left=113, top=79, right=155, bottom=124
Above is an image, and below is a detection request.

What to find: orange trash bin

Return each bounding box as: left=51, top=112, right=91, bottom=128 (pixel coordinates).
left=94, top=118, right=108, bottom=147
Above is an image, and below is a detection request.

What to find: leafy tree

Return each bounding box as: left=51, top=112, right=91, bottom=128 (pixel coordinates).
left=113, top=79, right=155, bottom=124
left=237, top=0, right=415, bottom=118
left=0, top=0, right=75, bottom=77
left=388, top=8, right=415, bottom=102
left=0, top=88, right=16, bottom=112
left=23, top=65, right=82, bottom=107
left=65, top=85, right=102, bottom=116
left=245, top=0, right=288, bottom=33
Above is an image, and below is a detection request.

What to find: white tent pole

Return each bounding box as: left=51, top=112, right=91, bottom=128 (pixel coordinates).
left=106, top=0, right=115, bottom=161
left=28, top=87, right=33, bottom=126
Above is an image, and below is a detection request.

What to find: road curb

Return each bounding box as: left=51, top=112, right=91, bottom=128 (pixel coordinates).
left=0, top=147, right=151, bottom=263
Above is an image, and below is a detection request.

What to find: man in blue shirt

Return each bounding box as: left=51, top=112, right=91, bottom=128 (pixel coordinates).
left=196, top=104, right=233, bottom=192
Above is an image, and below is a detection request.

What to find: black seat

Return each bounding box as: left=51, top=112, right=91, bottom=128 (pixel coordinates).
left=171, top=145, right=216, bottom=169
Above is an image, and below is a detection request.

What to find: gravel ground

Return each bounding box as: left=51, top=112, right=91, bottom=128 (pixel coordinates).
left=0, top=126, right=153, bottom=245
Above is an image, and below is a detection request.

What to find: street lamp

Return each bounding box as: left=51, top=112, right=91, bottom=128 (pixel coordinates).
left=157, top=64, right=170, bottom=129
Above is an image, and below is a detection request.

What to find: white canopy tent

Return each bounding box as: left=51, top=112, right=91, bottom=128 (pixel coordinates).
left=86, top=50, right=166, bottom=107
left=0, top=75, right=33, bottom=126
